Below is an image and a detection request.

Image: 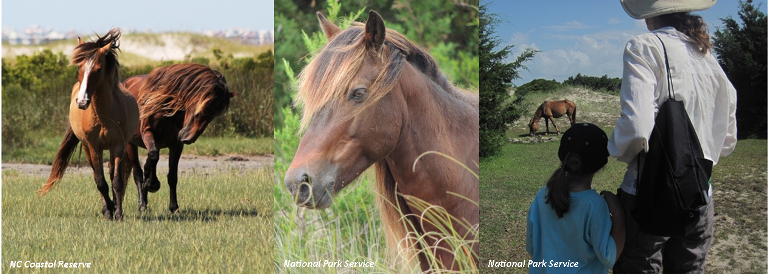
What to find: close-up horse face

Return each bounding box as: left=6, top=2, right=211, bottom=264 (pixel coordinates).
left=285, top=55, right=404, bottom=209
left=284, top=12, right=405, bottom=209
left=74, top=40, right=112, bottom=110
left=177, top=78, right=232, bottom=144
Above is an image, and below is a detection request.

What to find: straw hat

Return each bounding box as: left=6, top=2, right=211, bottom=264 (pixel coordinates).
left=621, top=0, right=717, bottom=19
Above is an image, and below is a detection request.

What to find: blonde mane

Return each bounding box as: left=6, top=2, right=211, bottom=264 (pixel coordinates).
left=295, top=22, right=454, bottom=131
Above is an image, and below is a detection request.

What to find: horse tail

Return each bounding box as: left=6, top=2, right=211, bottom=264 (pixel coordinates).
left=38, top=126, right=80, bottom=195
left=374, top=161, right=420, bottom=270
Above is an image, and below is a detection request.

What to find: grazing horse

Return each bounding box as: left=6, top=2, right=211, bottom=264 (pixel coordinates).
left=39, top=28, right=140, bottom=221
left=283, top=11, right=479, bottom=271
left=123, top=63, right=233, bottom=213
left=528, top=99, right=577, bottom=136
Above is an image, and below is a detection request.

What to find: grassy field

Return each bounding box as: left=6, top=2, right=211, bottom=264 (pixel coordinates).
left=2, top=164, right=274, bottom=273
left=480, top=87, right=767, bottom=273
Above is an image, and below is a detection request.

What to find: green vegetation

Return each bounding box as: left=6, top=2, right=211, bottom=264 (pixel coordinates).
left=713, top=0, right=767, bottom=139
left=2, top=166, right=274, bottom=273
left=562, top=74, right=621, bottom=95
left=479, top=4, right=537, bottom=158
left=2, top=34, right=274, bottom=162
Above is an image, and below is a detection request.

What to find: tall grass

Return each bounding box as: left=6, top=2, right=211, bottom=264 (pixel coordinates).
left=2, top=165, right=274, bottom=273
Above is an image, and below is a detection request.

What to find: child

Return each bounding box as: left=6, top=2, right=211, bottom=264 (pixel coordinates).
left=526, top=123, right=625, bottom=273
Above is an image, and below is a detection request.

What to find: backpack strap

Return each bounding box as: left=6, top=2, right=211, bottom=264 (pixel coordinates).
left=637, top=33, right=675, bottom=187
left=654, top=33, right=674, bottom=99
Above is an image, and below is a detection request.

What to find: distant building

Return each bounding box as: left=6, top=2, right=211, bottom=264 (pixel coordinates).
left=2, top=25, right=274, bottom=46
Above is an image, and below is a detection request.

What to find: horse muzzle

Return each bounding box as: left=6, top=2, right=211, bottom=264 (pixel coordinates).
left=284, top=170, right=335, bottom=209
left=76, top=98, right=91, bottom=109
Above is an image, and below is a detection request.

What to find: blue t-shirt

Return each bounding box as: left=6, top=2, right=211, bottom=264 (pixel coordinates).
left=525, top=186, right=617, bottom=273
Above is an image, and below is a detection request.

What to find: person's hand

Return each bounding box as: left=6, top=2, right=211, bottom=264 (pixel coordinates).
left=601, top=191, right=625, bottom=258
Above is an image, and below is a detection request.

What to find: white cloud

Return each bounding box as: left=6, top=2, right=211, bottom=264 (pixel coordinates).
left=545, top=21, right=590, bottom=32
left=508, top=32, right=529, bottom=46
left=512, top=33, right=627, bottom=85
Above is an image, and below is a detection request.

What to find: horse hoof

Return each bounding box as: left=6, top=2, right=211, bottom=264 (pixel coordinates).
left=169, top=204, right=179, bottom=213
left=143, top=181, right=160, bottom=193
left=138, top=205, right=147, bottom=214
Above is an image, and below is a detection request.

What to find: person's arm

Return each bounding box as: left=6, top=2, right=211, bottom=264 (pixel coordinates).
left=601, top=191, right=625, bottom=258
left=721, top=80, right=738, bottom=157
left=608, top=37, right=659, bottom=163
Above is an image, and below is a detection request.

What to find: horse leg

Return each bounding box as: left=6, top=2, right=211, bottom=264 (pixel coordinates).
left=544, top=118, right=550, bottom=135
left=127, top=142, right=148, bottom=213
left=140, top=130, right=161, bottom=193
left=167, top=144, right=184, bottom=213
left=109, top=145, right=130, bottom=221
left=83, top=144, right=114, bottom=220
left=550, top=118, right=561, bottom=135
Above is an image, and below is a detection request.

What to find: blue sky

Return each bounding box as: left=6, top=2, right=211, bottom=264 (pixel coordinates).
left=484, top=0, right=767, bottom=86
left=2, top=0, right=274, bottom=33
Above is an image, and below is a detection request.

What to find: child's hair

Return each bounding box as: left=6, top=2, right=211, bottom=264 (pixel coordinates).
left=545, top=152, right=590, bottom=218
left=545, top=123, right=609, bottom=218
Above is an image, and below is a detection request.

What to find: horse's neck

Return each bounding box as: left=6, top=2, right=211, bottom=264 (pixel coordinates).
left=384, top=64, right=478, bottom=204
left=89, top=80, right=121, bottom=115
left=530, top=109, right=542, bottom=125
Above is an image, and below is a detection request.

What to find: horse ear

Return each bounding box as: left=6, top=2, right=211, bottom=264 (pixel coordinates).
left=316, top=12, right=341, bottom=40
left=77, top=37, right=83, bottom=45
left=364, top=10, right=386, bottom=51
left=98, top=42, right=111, bottom=54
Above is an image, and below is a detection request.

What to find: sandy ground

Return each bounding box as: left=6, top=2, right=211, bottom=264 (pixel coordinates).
left=2, top=154, right=274, bottom=178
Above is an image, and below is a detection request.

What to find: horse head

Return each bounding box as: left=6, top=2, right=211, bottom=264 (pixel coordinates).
left=177, top=70, right=233, bottom=144
left=284, top=11, right=408, bottom=209
left=72, top=29, right=121, bottom=110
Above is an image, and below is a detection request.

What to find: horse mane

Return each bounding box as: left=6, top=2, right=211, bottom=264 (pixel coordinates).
left=295, top=22, right=459, bottom=131
left=137, top=63, right=230, bottom=120
left=529, top=102, right=545, bottom=126
left=71, top=28, right=121, bottom=78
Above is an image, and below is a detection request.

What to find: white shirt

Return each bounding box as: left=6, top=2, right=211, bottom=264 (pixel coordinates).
left=608, top=27, right=737, bottom=195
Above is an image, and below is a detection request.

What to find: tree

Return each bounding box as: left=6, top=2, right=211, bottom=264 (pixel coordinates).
left=479, top=4, right=537, bottom=157
left=713, top=0, right=767, bottom=139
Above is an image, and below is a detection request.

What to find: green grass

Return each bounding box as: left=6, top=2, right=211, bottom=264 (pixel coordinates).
left=2, top=136, right=273, bottom=165
left=480, top=137, right=766, bottom=273
left=273, top=172, right=396, bottom=273
left=2, top=165, right=274, bottom=273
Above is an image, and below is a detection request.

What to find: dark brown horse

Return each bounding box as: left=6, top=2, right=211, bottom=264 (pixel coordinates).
left=528, top=99, right=577, bottom=136
left=123, top=63, right=234, bottom=213
left=39, top=29, right=140, bottom=221
left=284, top=11, right=479, bottom=271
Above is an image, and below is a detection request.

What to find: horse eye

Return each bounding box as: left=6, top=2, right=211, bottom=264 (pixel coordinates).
left=349, top=88, right=367, bottom=101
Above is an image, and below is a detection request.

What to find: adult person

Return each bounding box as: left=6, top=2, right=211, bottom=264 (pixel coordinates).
left=608, top=0, right=738, bottom=272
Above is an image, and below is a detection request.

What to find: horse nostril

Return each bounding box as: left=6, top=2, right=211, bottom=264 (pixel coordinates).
left=300, top=174, right=310, bottom=183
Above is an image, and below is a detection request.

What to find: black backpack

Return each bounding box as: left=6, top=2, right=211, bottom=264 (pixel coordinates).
left=632, top=34, right=713, bottom=237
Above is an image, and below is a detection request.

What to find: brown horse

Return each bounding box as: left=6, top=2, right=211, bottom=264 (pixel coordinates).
left=38, top=28, right=140, bottom=221
left=528, top=99, right=577, bottom=136
left=284, top=11, right=479, bottom=271
left=123, top=63, right=233, bottom=213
